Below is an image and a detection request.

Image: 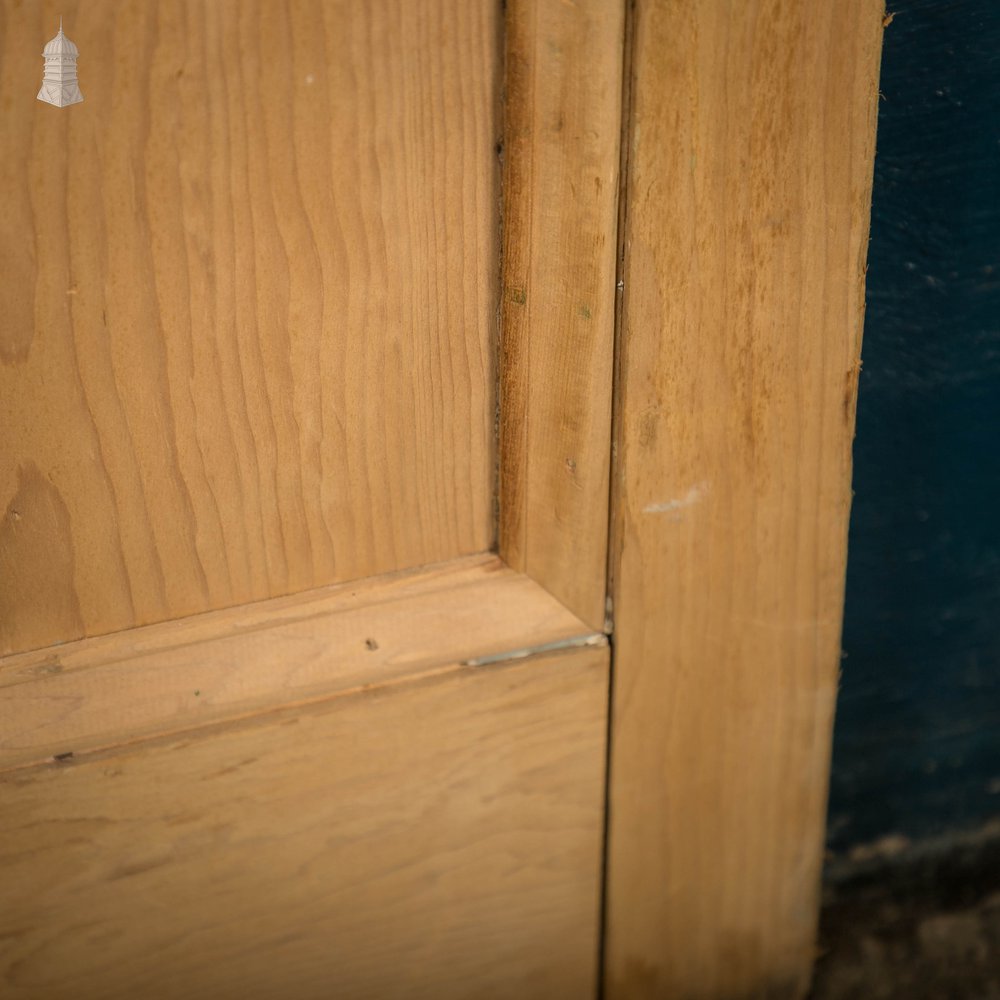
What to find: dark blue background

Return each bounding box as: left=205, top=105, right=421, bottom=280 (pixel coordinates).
left=828, top=0, right=1000, bottom=851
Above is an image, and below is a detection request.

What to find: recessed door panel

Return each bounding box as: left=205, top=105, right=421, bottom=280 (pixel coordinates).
left=0, top=0, right=499, bottom=655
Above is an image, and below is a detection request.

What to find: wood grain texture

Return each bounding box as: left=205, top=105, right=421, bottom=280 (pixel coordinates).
left=0, top=646, right=609, bottom=999
left=605, top=2, right=885, bottom=997
left=0, top=553, right=602, bottom=771
left=0, top=0, right=500, bottom=655
left=499, top=0, right=625, bottom=629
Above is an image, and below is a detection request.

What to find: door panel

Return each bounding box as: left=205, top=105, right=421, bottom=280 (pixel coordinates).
left=1, top=647, right=608, bottom=1000
left=0, top=0, right=499, bottom=655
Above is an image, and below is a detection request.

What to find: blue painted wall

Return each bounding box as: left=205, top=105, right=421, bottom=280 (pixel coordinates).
left=828, top=0, right=1000, bottom=851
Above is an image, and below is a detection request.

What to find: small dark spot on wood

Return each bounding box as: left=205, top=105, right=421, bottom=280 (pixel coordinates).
left=194, top=690, right=200, bottom=696
left=508, top=286, right=527, bottom=305
left=53, top=751, right=74, bottom=763
left=365, top=638, right=379, bottom=651
left=495, top=139, right=503, bottom=158
left=565, top=458, right=577, bottom=475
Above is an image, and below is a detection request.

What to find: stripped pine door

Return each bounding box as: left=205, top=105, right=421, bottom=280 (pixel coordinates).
left=0, top=3, right=615, bottom=996
left=1, top=2, right=883, bottom=998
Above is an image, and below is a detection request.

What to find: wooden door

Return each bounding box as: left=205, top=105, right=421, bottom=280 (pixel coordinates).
left=0, top=2, right=611, bottom=995
left=1, top=2, right=884, bottom=997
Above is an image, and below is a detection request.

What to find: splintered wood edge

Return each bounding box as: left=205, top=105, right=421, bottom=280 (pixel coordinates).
left=0, top=553, right=603, bottom=772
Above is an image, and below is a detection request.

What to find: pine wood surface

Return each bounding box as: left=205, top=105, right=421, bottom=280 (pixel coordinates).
left=0, top=0, right=500, bottom=656
left=0, top=553, right=603, bottom=772
left=499, top=0, right=625, bottom=629
left=0, top=645, right=609, bottom=1000
left=605, top=2, right=885, bottom=996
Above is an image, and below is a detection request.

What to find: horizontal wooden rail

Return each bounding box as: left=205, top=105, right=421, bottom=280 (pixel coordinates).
left=0, top=553, right=602, bottom=772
